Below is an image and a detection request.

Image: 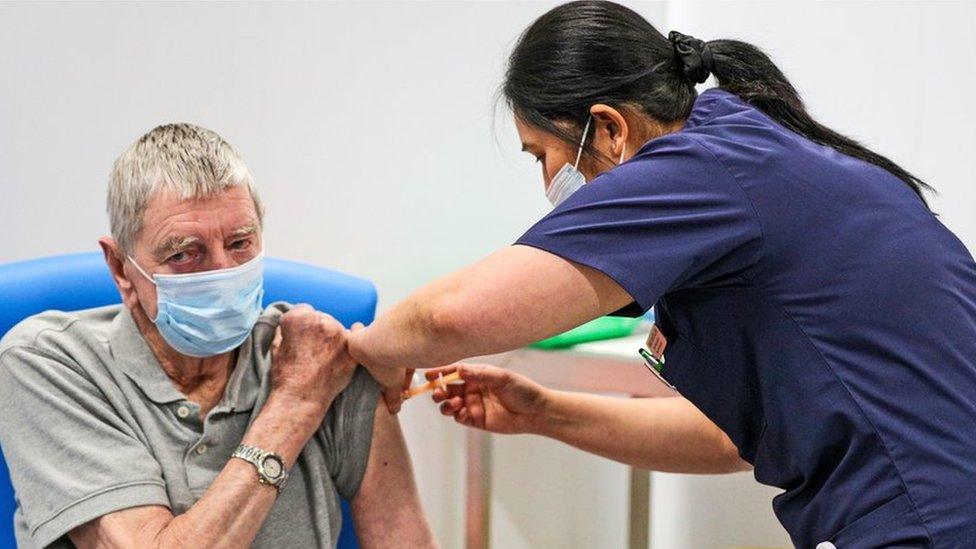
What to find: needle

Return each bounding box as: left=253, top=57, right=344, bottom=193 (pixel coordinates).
left=403, top=371, right=462, bottom=399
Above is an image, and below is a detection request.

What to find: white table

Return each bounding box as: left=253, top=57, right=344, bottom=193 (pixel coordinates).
left=465, top=331, right=675, bottom=549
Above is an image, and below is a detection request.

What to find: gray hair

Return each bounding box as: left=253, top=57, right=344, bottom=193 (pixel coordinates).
left=107, top=123, right=264, bottom=252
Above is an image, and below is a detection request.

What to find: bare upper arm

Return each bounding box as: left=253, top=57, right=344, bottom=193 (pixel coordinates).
left=351, top=399, right=435, bottom=548
left=69, top=505, right=173, bottom=549
left=433, top=244, right=635, bottom=352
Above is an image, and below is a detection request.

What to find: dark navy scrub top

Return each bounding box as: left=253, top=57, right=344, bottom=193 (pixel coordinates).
left=517, top=89, right=976, bottom=548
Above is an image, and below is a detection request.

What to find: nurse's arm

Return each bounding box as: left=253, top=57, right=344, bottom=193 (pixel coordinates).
left=540, top=392, right=751, bottom=473
left=433, top=364, right=751, bottom=474
left=349, top=245, right=632, bottom=375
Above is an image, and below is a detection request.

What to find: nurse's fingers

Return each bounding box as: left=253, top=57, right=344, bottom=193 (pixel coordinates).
left=383, top=371, right=412, bottom=415
left=383, top=390, right=401, bottom=415
left=390, top=369, right=415, bottom=413
left=456, top=408, right=472, bottom=426
left=425, top=364, right=458, bottom=381
left=440, top=397, right=463, bottom=416
left=464, top=391, right=486, bottom=429
left=432, top=384, right=466, bottom=403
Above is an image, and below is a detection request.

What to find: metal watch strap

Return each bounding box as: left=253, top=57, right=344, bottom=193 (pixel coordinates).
left=232, top=443, right=288, bottom=493
left=233, top=444, right=266, bottom=464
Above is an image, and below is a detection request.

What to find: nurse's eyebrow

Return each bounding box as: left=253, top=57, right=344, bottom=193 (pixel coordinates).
left=521, top=143, right=543, bottom=158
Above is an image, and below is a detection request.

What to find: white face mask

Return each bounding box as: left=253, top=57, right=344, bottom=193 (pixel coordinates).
left=544, top=117, right=626, bottom=208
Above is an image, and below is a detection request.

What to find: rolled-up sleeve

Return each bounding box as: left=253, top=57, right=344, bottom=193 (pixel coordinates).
left=0, top=345, right=169, bottom=548
left=318, top=367, right=380, bottom=501
left=516, top=134, right=763, bottom=312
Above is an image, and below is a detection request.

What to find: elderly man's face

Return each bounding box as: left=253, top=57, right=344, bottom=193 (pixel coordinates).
left=123, top=185, right=262, bottom=320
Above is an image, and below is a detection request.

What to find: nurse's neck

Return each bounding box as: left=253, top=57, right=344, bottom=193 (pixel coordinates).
left=634, top=117, right=686, bottom=147
left=620, top=115, right=687, bottom=161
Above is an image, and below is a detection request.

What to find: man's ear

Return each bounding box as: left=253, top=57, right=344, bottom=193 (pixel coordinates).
left=98, top=236, right=140, bottom=309
left=589, top=103, right=630, bottom=160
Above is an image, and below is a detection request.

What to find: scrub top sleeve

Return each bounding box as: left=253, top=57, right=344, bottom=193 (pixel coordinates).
left=516, top=135, right=762, bottom=311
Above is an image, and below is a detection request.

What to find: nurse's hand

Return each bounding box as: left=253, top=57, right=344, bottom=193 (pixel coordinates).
left=429, top=363, right=549, bottom=435
left=349, top=322, right=413, bottom=414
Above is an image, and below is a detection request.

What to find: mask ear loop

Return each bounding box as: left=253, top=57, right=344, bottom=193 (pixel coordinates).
left=127, top=256, right=158, bottom=286
left=619, top=143, right=627, bottom=165
left=573, top=117, right=592, bottom=170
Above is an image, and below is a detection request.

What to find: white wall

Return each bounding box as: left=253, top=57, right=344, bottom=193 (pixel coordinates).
left=2, top=1, right=974, bottom=548
left=668, top=0, right=976, bottom=250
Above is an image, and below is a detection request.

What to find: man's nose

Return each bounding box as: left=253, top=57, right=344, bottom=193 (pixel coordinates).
left=207, top=247, right=237, bottom=271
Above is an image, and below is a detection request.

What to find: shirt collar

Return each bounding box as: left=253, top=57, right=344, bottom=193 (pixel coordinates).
left=683, top=87, right=740, bottom=130
left=108, top=307, right=260, bottom=411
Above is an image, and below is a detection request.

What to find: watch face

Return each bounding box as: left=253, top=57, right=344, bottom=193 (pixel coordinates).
left=262, top=456, right=283, bottom=479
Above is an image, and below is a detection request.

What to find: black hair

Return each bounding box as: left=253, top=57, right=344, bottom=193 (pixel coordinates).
left=502, top=0, right=932, bottom=205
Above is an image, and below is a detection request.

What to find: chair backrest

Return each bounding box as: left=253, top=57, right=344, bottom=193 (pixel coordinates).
left=0, top=252, right=377, bottom=548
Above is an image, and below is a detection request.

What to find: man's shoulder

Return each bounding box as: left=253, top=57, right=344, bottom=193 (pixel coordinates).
left=255, top=301, right=292, bottom=326
left=249, top=301, right=292, bottom=350
left=250, top=301, right=378, bottom=399
left=0, top=304, right=123, bottom=351
left=0, top=304, right=123, bottom=367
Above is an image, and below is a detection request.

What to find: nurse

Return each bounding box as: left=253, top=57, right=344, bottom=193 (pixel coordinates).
left=348, top=1, right=976, bottom=547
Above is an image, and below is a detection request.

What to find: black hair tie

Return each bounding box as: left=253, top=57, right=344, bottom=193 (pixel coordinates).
left=668, top=31, right=714, bottom=84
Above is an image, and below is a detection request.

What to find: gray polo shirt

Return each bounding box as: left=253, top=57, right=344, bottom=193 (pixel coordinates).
left=0, top=303, right=379, bottom=548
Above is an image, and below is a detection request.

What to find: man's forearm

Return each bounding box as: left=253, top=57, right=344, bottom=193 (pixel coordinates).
left=157, top=394, right=328, bottom=547
left=72, top=394, right=330, bottom=549
left=535, top=392, right=750, bottom=474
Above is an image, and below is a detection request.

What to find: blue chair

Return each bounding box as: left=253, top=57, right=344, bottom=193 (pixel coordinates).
left=0, top=252, right=377, bottom=548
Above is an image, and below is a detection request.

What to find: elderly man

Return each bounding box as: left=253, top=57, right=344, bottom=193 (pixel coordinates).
left=0, top=124, right=435, bottom=548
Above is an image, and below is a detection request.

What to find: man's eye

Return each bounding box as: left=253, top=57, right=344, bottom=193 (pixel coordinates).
left=230, top=239, right=251, bottom=250
left=168, top=251, right=189, bottom=263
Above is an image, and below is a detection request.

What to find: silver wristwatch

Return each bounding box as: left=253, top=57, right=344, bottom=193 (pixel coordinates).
left=231, top=444, right=288, bottom=493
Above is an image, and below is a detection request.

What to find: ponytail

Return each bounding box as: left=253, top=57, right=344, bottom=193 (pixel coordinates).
left=504, top=1, right=932, bottom=206
left=704, top=38, right=933, bottom=205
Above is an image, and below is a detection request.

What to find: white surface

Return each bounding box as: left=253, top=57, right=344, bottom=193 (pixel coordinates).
left=2, top=1, right=974, bottom=548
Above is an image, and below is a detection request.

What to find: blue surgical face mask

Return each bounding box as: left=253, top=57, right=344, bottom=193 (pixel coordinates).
left=128, top=252, right=265, bottom=357
left=544, top=116, right=626, bottom=208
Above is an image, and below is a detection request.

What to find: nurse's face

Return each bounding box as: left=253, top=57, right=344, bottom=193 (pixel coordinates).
left=516, top=117, right=585, bottom=191
left=515, top=108, right=633, bottom=195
